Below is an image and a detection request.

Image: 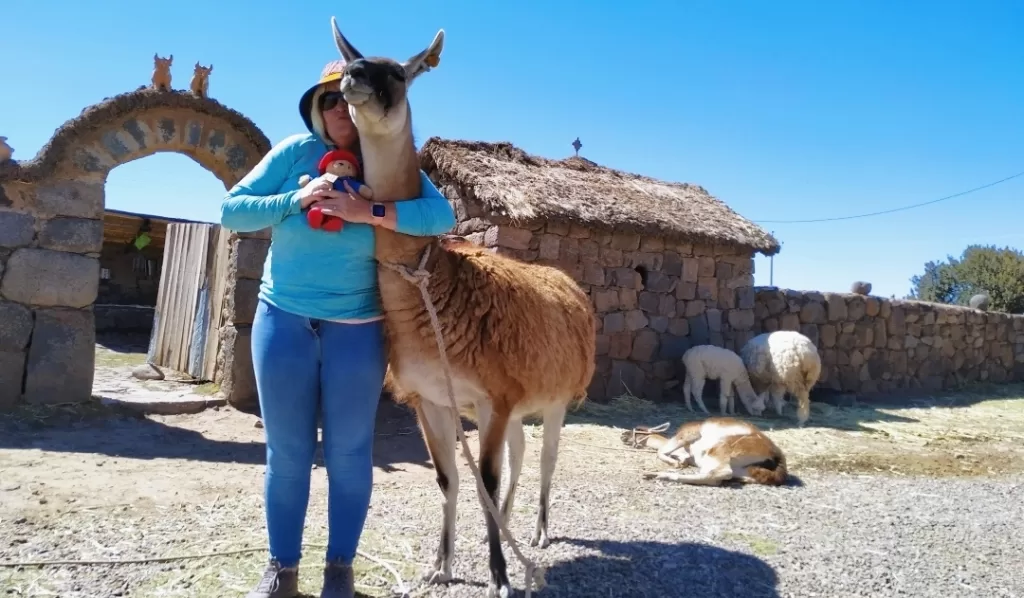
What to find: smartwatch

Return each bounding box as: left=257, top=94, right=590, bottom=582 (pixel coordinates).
left=371, top=203, right=387, bottom=219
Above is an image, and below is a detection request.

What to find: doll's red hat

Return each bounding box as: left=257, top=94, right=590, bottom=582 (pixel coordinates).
left=318, top=149, right=360, bottom=176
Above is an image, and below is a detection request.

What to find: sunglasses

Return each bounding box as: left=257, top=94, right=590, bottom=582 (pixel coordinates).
left=319, top=91, right=348, bottom=112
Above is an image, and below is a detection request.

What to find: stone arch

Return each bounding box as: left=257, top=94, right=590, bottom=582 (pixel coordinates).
left=0, top=88, right=270, bottom=409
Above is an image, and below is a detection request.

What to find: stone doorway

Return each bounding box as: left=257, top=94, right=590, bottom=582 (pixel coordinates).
left=0, top=88, right=270, bottom=409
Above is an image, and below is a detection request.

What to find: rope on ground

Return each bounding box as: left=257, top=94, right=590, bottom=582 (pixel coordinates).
left=381, top=245, right=546, bottom=598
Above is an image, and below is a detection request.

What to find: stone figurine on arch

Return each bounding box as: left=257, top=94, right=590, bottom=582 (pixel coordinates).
left=0, top=136, right=12, bottom=162
left=190, top=62, right=213, bottom=98
left=152, top=53, right=173, bottom=91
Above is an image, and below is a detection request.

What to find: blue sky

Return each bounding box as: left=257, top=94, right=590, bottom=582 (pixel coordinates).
left=3, top=0, right=1022, bottom=298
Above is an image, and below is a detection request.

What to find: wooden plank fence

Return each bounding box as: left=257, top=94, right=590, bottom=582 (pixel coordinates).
left=147, top=222, right=229, bottom=380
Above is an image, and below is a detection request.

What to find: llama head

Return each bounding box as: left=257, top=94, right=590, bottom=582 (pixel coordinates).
left=330, top=16, right=444, bottom=138
left=741, top=390, right=768, bottom=417
left=194, top=62, right=213, bottom=77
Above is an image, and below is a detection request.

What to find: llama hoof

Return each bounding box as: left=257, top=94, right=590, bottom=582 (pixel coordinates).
left=422, top=567, right=451, bottom=585
left=530, top=529, right=550, bottom=548
left=487, top=581, right=514, bottom=598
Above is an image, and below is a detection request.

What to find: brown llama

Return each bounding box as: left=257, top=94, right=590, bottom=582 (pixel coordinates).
left=329, top=17, right=597, bottom=598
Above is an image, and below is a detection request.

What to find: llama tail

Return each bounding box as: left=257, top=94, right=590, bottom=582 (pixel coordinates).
left=744, top=452, right=789, bottom=486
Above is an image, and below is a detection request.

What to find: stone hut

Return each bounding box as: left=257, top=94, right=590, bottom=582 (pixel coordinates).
left=418, top=138, right=780, bottom=401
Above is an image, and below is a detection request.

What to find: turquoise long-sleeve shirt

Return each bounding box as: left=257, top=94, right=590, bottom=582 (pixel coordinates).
left=220, top=132, right=456, bottom=321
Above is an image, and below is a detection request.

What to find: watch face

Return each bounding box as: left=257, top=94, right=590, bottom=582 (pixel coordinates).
left=371, top=203, right=386, bottom=218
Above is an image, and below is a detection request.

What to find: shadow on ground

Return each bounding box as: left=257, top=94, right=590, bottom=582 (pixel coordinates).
left=540, top=537, right=780, bottom=597
left=0, top=396, right=436, bottom=473
left=566, top=379, right=1024, bottom=435
left=95, top=331, right=151, bottom=354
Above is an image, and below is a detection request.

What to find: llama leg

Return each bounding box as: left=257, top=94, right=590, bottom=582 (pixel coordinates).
left=416, top=401, right=459, bottom=585
left=532, top=402, right=567, bottom=549
left=720, top=379, right=734, bottom=415
left=481, top=418, right=524, bottom=545
left=682, top=373, right=694, bottom=411
left=690, top=377, right=710, bottom=414
left=474, top=401, right=513, bottom=598
left=795, top=389, right=811, bottom=426
left=770, top=385, right=787, bottom=417
left=499, top=418, right=526, bottom=530
left=644, top=459, right=733, bottom=486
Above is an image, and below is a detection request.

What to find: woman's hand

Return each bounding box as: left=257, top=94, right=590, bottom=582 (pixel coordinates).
left=313, top=181, right=373, bottom=224
left=296, top=175, right=335, bottom=209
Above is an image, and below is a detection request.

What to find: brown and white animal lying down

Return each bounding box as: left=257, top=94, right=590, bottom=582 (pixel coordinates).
left=622, top=417, right=789, bottom=486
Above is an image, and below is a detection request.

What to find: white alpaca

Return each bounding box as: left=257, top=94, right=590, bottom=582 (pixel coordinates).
left=739, top=331, right=822, bottom=425
left=681, top=344, right=767, bottom=416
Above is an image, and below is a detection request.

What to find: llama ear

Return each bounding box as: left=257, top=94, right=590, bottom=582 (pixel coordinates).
left=331, top=16, right=364, bottom=62
left=402, top=29, right=444, bottom=84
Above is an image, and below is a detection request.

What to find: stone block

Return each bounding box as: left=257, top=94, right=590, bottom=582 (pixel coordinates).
left=484, top=225, right=532, bottom=250
left=39, top=217, right=103, bottom=253
left=0, top=301, right=33, bottom=351
left=229, top=278, right=262, bottom=325
left=0, top=350, right=25, bottom=408
left=607, top=360, right=645, bottom=397
left=624, top=309, right=649, bottom=331
left=34, top=181, right=104, bottom=219
left=593, top=289, right=619, bottom=312
left=825, top=293, right=847, bottom=321
left=218, top=324, right=258, bottom=410
left=0, top=248, right=98, bottom=308
left=609, top=233, right=640, bottom=251
left=618, top=289, right=638, bottom=310
left=537, top=235, right=560, bottom=260
left=233, top=237, right=269, bottom=280
left=0, top=211, right=35, bottom=248
left=23, top=308, right=95, bottom=404
left=630, top=329, right=659, bottom=361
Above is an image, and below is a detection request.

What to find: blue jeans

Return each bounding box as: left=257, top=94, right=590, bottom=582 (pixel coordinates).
left=251, top=298, right=387, bottom=568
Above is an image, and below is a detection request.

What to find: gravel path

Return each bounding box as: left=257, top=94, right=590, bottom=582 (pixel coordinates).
left=2, top=390, right=1024, bottom=597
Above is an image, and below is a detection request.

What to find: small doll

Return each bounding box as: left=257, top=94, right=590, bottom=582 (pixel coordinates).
left=297, top=149, right=374, bottom=232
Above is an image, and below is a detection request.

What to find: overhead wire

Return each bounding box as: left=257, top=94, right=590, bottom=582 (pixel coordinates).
left=752, top=168, right=1024, bottom=224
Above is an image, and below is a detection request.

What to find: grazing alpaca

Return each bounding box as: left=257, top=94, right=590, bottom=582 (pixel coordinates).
left=681, top=344, right=767, bottom=416
left=330, top=18, right=597, bottom=598
left=740, top=330, right=822, bottom=426
left=622, top=417, right=789, bottom=486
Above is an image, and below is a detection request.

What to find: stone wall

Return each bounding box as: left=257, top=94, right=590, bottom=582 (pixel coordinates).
left=754, top=288, right=1024, bottom=394
left=215, top=229, right=267, bottom=409
left=0, top=88, right=270, bottom=410
left=0, top=205, right=101, bottom=408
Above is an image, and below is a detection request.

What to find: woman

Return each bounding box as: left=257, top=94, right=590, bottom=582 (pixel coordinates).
left=220, top=59, right=456, bottom=598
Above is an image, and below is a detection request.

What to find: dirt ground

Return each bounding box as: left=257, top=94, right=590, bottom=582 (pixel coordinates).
left=1, top=342, right=1024, bottom=597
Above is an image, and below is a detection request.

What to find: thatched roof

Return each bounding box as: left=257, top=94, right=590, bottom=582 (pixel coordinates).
left=419, top=138, right=781, bottom=256
left=0, top=87, right=271, bottom=183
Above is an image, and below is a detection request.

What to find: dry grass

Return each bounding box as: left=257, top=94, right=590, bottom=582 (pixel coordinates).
left=2, top=382, right=1024, bottom=596
left=559, top=382, right=1024, bottom=478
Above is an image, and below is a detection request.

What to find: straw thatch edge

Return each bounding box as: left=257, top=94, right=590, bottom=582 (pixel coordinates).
left=419, top=137, right=781, bottom=256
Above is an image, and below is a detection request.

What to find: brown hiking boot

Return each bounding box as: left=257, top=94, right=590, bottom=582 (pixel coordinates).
left=320, top=560, right=355, bottom=598
left=246, top=559, right=299, bottom=598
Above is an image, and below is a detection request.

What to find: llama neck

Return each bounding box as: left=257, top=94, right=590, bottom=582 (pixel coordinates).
left=359, top=111, right=433, bottom=266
